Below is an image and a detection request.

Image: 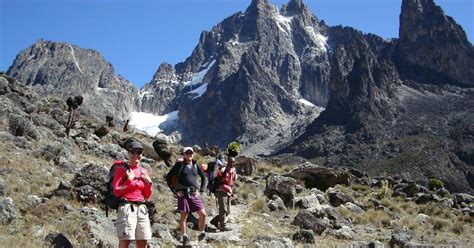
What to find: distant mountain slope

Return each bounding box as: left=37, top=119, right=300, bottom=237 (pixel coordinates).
left=7, top=39, right=138, bottom=122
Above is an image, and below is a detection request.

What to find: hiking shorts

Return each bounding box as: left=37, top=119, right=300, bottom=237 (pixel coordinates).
left=115, top=203, right=152, bottom=240
left=177, top=193, right=205, bottom=213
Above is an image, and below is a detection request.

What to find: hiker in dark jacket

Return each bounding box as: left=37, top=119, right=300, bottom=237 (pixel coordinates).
left=166, top=147, right=207, bottom=242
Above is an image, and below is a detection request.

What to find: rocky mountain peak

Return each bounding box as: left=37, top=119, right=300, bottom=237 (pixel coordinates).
left=248, top=0, right=270, bottom=11
left=152, top=63, right=177, bottom=83
left=281, top=0, right=310, bottom=16
left=400, top=0, right=469, bottom=44
left=6, top=39, right=138, bottom=121
left=397, top=0, right=474, bottom=86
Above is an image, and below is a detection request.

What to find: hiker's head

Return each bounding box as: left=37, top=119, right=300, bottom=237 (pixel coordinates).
left=127, top=141, right=143, bottom=161
left=216, top=158, right=225, bottom=168
left=182, top=147, right=194, bottom=160
left=227, top=157, right=235, bottom=166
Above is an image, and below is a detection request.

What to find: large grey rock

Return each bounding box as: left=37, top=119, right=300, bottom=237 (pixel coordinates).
left=0, top=197, right=16, bottom=225
left=72, top=162, right=108, bottom=201
left=285, top=165, right=352, bottom=191
left=80, top=207, right=118, bottom=247
left=253, top=235, right=294, bottom=248
left=264, top=174, right=297, bottom=208
left=291, top=210, right=328, bottom=235
left=44, top=232, right=73, bottom=248
left=8, top=113, right=40, bottom=139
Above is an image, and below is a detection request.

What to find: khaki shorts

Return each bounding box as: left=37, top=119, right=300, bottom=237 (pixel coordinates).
left=115, top=203, right=152, bottom=240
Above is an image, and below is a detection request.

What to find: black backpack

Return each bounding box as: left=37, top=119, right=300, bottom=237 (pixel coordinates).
left=105, top=160, right=128, bottom=217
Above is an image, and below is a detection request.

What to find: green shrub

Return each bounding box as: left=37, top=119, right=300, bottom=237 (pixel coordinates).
left=372, top=180, right=392, bottom=200
left=428, top=178, right=444, bottom=190
left=227, top=141, right=241, bottom=157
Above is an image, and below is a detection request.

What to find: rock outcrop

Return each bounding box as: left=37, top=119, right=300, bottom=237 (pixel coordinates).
left=7, top=39, right=138, bottom=122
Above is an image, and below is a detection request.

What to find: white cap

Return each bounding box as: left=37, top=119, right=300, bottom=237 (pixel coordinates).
left=216, top=159, right=225, bottom=166
left=182, top=147, right=194, bottom=154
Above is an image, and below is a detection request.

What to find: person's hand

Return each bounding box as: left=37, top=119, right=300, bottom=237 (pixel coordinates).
left=126, top=169, right=135, bottom=181
left=140, top=171, right=152, bottom=184
left=176, top=191, right=184, bottom=198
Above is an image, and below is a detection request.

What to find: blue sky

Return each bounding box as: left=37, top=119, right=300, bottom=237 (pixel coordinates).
left=1, top=0, right=472, bottom=89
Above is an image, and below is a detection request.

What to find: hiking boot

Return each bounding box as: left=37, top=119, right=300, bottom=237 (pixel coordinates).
left=198, top=232, right=206, bottom=241
left=181, top=234, right=189, bottom=243
left=210, top=216, right=219, bottom=228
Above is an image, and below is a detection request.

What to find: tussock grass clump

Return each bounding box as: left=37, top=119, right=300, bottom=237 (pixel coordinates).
left=237, top=183, right=259, bottom=201
left=352, top=209, right=391, bottom=228
left=451, top=220, right=465, bottom=234
left=351, top=184, right=372, bottom=194
left=428, top=217, right=450, bottom=231
left=381, top=198, right=402, bottom=213
left=247, top=196, right=269, bottom=215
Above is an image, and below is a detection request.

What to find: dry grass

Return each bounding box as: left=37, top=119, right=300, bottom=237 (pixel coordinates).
left=352, top=209, right=392, bottom=228
left=350, top=184, right=372, bottom=194
left=247, top=196, right=269, bottom=215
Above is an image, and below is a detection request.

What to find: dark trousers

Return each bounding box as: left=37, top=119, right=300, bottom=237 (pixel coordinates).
left=216, top=191, right=231, bottom=230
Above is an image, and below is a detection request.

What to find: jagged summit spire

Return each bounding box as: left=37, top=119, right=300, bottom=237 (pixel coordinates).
left=397, top=0, right=474, bottom=86
left=249, top=0, right=269, bottom=9
left=281, top=0, right=309, bottom=16
left=399, top=0, right=468, bottom=43
left=246, top=0, right=270, bottom=14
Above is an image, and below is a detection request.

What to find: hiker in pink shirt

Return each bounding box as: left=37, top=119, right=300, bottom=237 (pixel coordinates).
left=215, top=157, right=238, bottom=231
left=113, top=141, right=153, bottom=248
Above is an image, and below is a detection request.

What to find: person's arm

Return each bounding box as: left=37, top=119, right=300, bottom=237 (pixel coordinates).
left=141, top=168, right=153, bottom=199
left=113, top=166, right=134, bottom=197
left=197, top=163, right=207, bottom=193
left=233, top=168, right=238, bottom=181
left=165, top=162, right=180, bottom=194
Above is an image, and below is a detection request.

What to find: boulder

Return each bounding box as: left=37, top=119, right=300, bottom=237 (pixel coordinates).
left=292, top=229, right=315, bottom=244
left=234, top=156, right=257, bottom=176
left=285, top=165, right=351, bottom=191
left=44, top=232, right=73, bottom=248
left=292, top=210, right=328, bottom=235
left=264, top=174, right=297, bottom=208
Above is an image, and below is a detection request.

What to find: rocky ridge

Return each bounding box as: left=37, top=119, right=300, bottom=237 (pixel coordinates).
left=7, top=39, right=138, bottom=123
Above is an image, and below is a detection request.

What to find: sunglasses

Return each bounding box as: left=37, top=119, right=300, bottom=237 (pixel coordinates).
left=130, top=149, right=143, bottom=155
left=184, top=151, right=194, bottom=155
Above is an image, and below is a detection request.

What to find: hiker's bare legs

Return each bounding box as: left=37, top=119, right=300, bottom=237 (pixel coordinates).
left=197, top=208, right=207, bottom=232
left=179, top=212, right=189, bottom=236
left=119, top=240, right=130, bottom=248
left=136, top=240, right=147, bottom=248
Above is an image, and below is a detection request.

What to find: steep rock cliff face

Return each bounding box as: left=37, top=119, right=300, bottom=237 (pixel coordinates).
left=396, top=0, right=474, bottom=86
left=7, top=39, right=138, bottom=121
left=281, top=0, right=474, bottom=193
left=139, top=63, right=180, bottom=115
left=143, top=0, right=329, bottom=153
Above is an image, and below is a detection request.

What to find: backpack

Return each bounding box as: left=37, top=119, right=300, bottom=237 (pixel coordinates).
left=105, top=160, right=129, bottom=217
left=209, top=177, right=221, bottom=194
